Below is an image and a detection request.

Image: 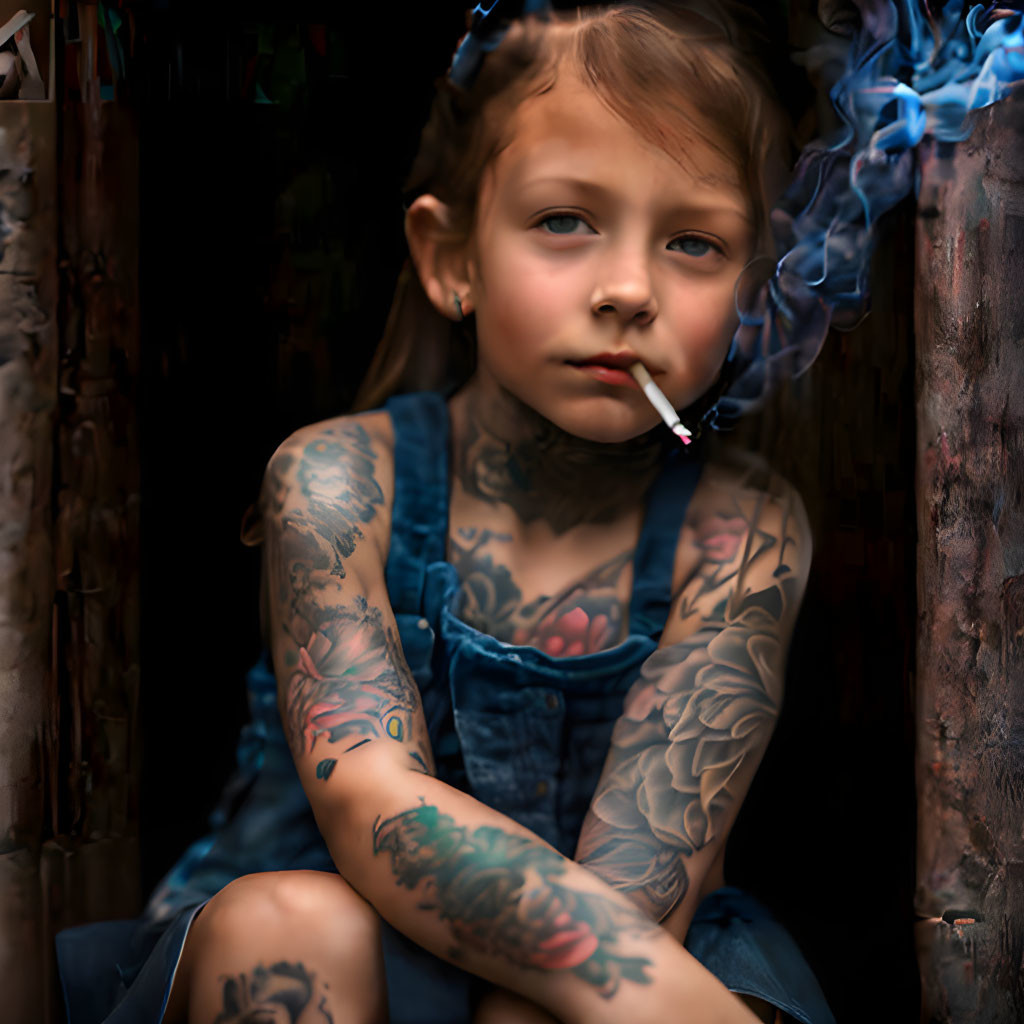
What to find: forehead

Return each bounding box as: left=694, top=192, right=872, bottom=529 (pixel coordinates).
left=487, top=68, right=748, bottom=214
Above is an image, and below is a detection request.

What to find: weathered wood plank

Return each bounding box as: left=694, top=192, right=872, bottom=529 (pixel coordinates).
left=914, top=92, right=1024, bottom=1024
left=49, top=0, right=142, bottom=954
left=0, top=98, right=59, bottom=1023
left=1, top=8, right=144, bottom=1018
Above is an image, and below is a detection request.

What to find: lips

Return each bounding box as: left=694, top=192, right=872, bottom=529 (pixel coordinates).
left=567, top=351, right=658, bottom=389
left=569, top=351, right=645, bottom=371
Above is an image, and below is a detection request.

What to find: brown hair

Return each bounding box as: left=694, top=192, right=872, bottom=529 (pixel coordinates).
left=353, top=1, right=791, bottom=411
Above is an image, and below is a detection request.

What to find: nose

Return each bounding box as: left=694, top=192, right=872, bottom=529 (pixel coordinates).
left=590, top=243, right=657, bottom=326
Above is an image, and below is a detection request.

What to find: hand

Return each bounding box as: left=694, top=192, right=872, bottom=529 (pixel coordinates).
left=473, top=988, right=561, bottom=1024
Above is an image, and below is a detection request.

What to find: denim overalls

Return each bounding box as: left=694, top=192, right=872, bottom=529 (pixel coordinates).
left=55, top=392, right=835, bottom=1024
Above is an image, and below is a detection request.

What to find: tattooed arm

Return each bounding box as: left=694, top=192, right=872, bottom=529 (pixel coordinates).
left=262, top=415, right=434, bottom=782
left=262, top=417, right=759, bottom=1024
left=575, top=457, right=812, bottom=937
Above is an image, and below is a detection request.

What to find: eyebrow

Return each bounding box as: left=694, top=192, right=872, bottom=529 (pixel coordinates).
left=516, top=175, right=752, bottom=223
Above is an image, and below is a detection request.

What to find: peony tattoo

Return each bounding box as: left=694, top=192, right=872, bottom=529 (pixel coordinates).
left=449, top=526, right=629, bottom=655
left=576, top=465, right=809, bottom=921
left=265, top=423, right=435, bottom=779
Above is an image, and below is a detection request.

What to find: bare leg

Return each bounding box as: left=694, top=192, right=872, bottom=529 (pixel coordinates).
left=472, top=988, right=782, bottom=1024
left=163, top=870, right=387, bottom=1024
left=472, top=987, right=559, bottom=1024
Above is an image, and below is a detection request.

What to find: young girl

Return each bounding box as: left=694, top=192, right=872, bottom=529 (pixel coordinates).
left=58, top=3, right=838, bottom=1022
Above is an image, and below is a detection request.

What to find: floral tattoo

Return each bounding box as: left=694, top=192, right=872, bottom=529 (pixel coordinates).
left=576, top=464, right=808, bottom=919
left=449, top=527, right=630, bottom=655
left=266, top=423, right=434, bottom=778
left=373, top=802, right=658, bottom=997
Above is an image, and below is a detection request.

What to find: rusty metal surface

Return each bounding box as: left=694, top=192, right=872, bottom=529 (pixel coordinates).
left=915, top=92, right=1024, bottom=1024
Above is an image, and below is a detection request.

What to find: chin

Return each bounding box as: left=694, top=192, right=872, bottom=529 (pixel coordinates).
left=536, top=400, right=661, bottom=446
left=563, top=420, right=655, bottom=444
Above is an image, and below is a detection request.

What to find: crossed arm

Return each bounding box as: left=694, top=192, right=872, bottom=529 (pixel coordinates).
left=577, top=458, right=812, bottom=933
left=261, top=416, right=800, bottom=1024
left=476, top=460, right=811, bottom=1023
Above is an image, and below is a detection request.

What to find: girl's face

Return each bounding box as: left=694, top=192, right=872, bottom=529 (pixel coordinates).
left=463, top=68, right=755, bottom=444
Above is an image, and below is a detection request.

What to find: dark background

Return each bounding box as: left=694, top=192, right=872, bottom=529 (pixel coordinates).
left=137, top=0, right=466, bottom=870
left=131, top=2, right=918, bottom=1020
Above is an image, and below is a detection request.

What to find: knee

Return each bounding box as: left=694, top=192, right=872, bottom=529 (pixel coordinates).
left=167, top=872, right=386, bottom=1024
left=194, top=870, right=381, bottom=961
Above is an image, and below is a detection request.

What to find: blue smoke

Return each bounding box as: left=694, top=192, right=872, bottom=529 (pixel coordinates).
left=710, top=2, right=1024, bottom=428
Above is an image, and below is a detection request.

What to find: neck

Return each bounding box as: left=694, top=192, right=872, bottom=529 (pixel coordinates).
left=449, top=376, right=669, bottom=536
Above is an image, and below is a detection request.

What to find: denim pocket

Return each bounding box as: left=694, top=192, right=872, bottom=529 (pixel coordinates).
left=452, top=689, right=565, bottom=850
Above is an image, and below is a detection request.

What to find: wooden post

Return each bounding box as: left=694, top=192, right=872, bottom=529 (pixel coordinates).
left=43, top=0, right=143, bottom=990
left=0, top=99, right=59, bottom=1023
left=914, top=91, right=1024, bottom=1023
left=0, top=6, right=142, bottom=1018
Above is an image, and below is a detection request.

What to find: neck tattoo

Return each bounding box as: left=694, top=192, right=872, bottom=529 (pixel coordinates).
left=455, top=388, right=669, bottom=536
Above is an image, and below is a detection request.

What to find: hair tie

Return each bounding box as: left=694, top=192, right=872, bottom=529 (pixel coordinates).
left=449, top=0, right=553, bottom=89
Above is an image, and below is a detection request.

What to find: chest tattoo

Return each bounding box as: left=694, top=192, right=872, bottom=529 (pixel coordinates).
left=449, top=527, right=633, bottom=657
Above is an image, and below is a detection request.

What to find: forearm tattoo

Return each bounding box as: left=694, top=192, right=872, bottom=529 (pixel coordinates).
left=212, top=960, right=333, bottom=1024
left=267, top=424, right=434, bottom=777
left=373, top=802, right=659, bottom=998
left=576, top=476, right=807, bottom=920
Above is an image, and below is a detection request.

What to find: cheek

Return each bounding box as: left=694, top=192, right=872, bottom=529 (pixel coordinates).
left=475, top=245, right=573, bottom=350
left=672, top=281, right=738, bottom=363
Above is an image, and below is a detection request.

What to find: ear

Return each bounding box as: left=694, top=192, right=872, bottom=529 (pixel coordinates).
left=405, top=194, right=475, bottom=320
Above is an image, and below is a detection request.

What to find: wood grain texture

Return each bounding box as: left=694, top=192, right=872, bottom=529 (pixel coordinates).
left=0, top=9, right=143, bottom=1020
left=50, top=0, right=142, bottom=932
left=0, top=98, right=59, bottom=1024
left=914, top=91, right=1024, bottom=1024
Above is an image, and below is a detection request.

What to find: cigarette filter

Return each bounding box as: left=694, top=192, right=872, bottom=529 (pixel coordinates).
left=629, top=363, right=692, bottom=446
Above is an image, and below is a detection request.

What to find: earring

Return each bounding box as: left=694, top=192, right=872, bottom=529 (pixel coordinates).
left=453, top=292, right=465, bottom=321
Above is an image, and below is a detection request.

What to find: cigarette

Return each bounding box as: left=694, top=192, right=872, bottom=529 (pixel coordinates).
left=629, top=363, right=692, bottom=445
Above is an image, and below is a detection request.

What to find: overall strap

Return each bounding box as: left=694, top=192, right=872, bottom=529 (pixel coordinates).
left=628, top=453, right=704, bottom=639
left=383, top=392, right=451, bottom=614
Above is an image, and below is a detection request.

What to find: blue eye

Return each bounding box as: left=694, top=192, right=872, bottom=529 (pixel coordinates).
left=538, top=214, right=590, bottom=235
left=670, top=236, right=720, bottom=257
